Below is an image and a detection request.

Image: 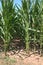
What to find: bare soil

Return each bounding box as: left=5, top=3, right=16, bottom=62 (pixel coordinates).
left=0, top=50, right=43, bottom=65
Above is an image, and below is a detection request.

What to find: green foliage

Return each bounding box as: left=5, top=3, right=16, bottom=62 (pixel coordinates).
left=19, top=0, right=31, bottom=50
left=0, top=0, right=43, bottom=54
left=0, top=0, right=16, bottom=55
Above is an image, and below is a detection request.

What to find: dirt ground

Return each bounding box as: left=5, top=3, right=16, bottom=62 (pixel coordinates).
left=0, top=50, right=43, bottom=65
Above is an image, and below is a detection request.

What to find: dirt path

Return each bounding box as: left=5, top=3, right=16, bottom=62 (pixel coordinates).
left=0, top=50, right=43, bottom=65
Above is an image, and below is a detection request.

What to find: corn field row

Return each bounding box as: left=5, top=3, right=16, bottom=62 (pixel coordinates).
left=0, top=0, right=43, bottom=55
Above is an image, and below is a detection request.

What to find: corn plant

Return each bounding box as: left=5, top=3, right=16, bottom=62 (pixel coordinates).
left=0, top=0, right=16, bottom=55
left=19, top=0, right=31, bottom=50
left=40, top=0, right=43, bottom=54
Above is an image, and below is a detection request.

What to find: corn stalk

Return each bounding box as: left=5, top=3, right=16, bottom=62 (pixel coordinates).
left=0, top=0, right=15, bottom=55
